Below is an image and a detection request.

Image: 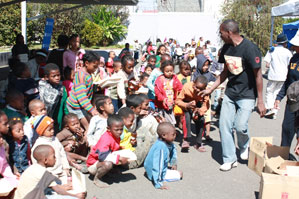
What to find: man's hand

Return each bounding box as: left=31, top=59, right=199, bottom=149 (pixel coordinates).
left=274, top=100, right=280, bottom=109
left=257, top=101, right=266, bottom=118
left=198, top=88, right=212, bottom=97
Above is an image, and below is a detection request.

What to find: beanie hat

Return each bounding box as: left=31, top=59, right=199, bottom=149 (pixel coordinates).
left=32, top=115, right=54, bottom=136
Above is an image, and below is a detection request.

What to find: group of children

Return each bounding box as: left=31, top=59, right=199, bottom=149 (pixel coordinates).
left=0, top=34, right=224, bottom=198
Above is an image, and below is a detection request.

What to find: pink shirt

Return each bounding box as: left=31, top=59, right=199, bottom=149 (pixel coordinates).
left=0, top=146, right=18, bottom=191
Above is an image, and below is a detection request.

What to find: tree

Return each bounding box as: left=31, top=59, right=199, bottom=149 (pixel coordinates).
left=221, top=0, right=284, bottom=55
left=80, top=19, right=103, bottom=47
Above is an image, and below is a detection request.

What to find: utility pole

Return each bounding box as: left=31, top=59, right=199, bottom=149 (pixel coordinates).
left=21, top=1, right=27, bottom=44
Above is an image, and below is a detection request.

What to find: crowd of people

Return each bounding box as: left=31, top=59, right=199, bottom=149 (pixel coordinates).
left=0, top=19, right=298, bottom=198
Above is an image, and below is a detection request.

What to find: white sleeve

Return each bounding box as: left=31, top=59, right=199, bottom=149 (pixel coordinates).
left=264, top=51, right=271, bottom=63
left=87, top=117, right=97, bottom=147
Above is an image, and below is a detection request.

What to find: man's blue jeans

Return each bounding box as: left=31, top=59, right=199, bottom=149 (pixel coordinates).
left=219, top=95, right=255, bottom=163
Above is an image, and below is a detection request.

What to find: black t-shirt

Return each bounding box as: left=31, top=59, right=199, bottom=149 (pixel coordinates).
left=219, top=38, right=261, bottom=100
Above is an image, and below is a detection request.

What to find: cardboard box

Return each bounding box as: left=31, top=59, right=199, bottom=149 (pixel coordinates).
left=248, top=137, right=289, bottom=176
left=259, top=173, right=299, bottom=199
left=265, top=158, right=299, bottom=176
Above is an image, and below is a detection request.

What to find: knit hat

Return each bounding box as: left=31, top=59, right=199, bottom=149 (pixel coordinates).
left=32, top=115, right=54, bottom=136
left=287, top=81, right=299, bottom=113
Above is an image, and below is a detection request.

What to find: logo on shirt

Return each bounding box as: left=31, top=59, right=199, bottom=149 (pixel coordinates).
left=224, top=55, right=243, bottom=75
left=255, top=57, right=260, bottom=64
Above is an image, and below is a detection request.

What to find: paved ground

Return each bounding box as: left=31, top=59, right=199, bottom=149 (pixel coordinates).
left=84, top=77, right=297, bottom=199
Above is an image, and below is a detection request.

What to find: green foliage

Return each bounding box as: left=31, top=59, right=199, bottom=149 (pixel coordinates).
left=221, top=0, right=284, bottom=55
left=91, top=7, right=127, bottom=46
left=80, top=19, right=103, bottom=47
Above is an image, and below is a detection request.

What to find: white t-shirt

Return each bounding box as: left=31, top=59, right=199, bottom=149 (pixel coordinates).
left=86, top=115, right=107, bottom=147
left=264, top=45, right=293, bottom=81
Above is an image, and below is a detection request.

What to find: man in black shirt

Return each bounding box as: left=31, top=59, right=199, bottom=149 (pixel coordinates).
left=200, top=19, right=266, bottom=171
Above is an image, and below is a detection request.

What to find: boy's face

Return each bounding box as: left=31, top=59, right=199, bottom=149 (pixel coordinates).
left=43, top=123, right=54, bottom=137
left=113, top=63, right=122, bottom=73
left=148, top=58, right=156, bottom=66
left=181, top=65, right=191, bottom=77
left=86, top=60, right=99, bottom=74
left=31, top=102, right=47, bottom=116
left=46, top=69, right=61, bottom=85
left=66, top=117, right=81, bottom=134
left=0, top=115, right=9, bottom=135
left=45, top=148, right=56, bottom=167
left=163, top=65, right=174, bottom=79
left=11, top=122, right=24, bottom=141
left=141, top=99, right=149, bottom=111
left=131, top=105, right=142, bottom=116
left=10, top=95, right=24, bottom=111
left=123, top=114, right=135, bottom=129
left=193, top=82, right=207, bottom=95
left=162, top=127, right=176, bottom=144
left=202, top=61, right=209, bottom=73
left=101, top=98, right=114, bottom=115
left=123, top=60, right=134, bottom=75
left=108, top=121, right=124, bottom=138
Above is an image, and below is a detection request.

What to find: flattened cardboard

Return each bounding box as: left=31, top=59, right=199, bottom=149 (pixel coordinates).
left=259, top=173, right=299, bottom=199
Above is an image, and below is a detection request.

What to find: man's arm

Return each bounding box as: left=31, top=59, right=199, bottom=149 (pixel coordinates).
left=253, top=67, right=266, bottom=117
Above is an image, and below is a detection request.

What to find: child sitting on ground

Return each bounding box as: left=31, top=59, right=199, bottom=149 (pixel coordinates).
left=62, top=66, right=75, bottom=97
left=118, top=107, right=136, bottom=151
left=39, top=63, right=68, bottom=131
left=0, top=132, right=18, bottom=198
left=144, top=122, right=182, bottom=189
left=24, top=99, right=47, bottom=146
left=87, top=95, right=114, bottom=147
left=31, top=115, right=70, bottom=185
left=86, top=115, right=129, bottom=188
left=175, top=76, right=210, bottom=151
left=57, top=113, right=88, bottom=173
left=14, top=145, right=85, bottom=199
left=7, top=118, right=31, bottom=175
left=155, top=60, right=183, bottom=125
left=3, top=89, right=27, bottom=122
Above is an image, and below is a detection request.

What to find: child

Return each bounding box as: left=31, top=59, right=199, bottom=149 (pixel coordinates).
left=57, top=113, right=88, bottom=173
left=24, top=99, right=47, bottom=146
left=14, top=145, right=85, bottom=199
left=63, top=34, right=85, bottom=71
left=175, top=75, right=210, bottom=151
left=155, top=60, right=183, bottom=125
left=108, top=61, right=126, bottom=112
left=3, top=89, right=27, bottom=122
left=7, top=118, right=31, bottom=175
left=39, top=63, right=68, bottom=131
left=31, top=115, right=70, bottom=185
left=66, top=51, right=100, bottom=131
left=144, top=64, right=154, bottom=75
left=0, top=133, right=18, bottom=197
left=144, top=122, right=182, bottom=189
left=62, top=66, right=75, bottom=96
left=86, top=115, right=129, bottom=188
left=177, top=61, right=191, bottom=85
left=136, top=73, right=149, bottom=94
left=118, top=107, right=136, bottom=151
left=126, top=94, right=143, bottom=133
left=106, top=51, right=115, bottom=75
left=140, top=55, right=156, bottom=74
left=87, top=95, right=114, bottom=147
left=26, top=49, right=48, bottom=79
left=117, top=55, right=135, bottom=99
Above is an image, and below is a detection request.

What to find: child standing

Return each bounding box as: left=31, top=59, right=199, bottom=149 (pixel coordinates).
left=7, top=118, right=31, bottom=175
left=39, top=63, right=68, bottom=131
left=3, top=89, right=27, bottom=122
left=87, top=95, right=114, bottom=147
left=31, top=115, right=70, bottom=184
left=144, top=122, right=182, bottom=189
left=176, top=76, right=210, bottom=151
left=177, top=61, right=191, bottom=85
left=63, top=34, right=85, bottom=71
left=62, top=66, right=75, bottom=97
left=87, top=115, right=129, bottom=188
left=66, top=52, right=100, bottom=131
left=155, top=60, right=182, bottom=125
left=106, top=51, right=115, bottom=75
left=24, top=99, right=47, bottom=146
left=136, top=73, right=149, bottom=94
left=118, top=107, right=136, bottom=151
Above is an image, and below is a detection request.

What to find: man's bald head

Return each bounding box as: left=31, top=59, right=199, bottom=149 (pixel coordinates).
left=157, top=122, right=175, bottom=137
left=33, top=145, right=54, bottom=162
left=221, top=19, right=239, bottom=34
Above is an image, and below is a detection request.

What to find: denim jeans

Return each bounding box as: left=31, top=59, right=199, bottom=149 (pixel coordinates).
left=212, top=89, right=221, bottom=110
left=219, top=95, right=255, bottom=163
left=281, top=104, right=296, bottom=147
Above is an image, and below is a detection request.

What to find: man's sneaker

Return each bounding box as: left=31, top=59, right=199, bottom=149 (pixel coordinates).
left=219, top=161, right=238, bottom=171
left=265, top=109, right=275, bottom=117
left=240, top=147, right=249, bottom=160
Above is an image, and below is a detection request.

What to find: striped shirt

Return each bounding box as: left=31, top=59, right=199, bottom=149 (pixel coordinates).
left=66, top=70, right=95, bottom=113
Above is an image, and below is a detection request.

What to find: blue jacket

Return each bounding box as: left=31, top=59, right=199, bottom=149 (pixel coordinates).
left=192, top=54, right=216, bottom=82
left=144, top=139, right=177, bottom=188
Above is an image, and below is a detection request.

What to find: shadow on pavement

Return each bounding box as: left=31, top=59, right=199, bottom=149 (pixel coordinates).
left=204, top=140, right=223, bottom=165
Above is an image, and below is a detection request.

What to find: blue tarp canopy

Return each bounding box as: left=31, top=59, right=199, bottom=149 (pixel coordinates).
left=283, top=20, right=299, bottom=42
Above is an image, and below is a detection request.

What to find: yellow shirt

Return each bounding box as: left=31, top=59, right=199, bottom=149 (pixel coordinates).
left=120, top=128, right=135, bottom=151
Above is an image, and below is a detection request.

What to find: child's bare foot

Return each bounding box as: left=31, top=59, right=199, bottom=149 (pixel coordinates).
left=194, top=144, right=206, bottom=152
left=93, top=178, right=109, bottom=188
left=181, top=140, right=190, bottom=149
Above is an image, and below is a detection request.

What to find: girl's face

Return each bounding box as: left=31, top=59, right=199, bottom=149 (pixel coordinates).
left=70, top=37, right=80, bottom=50
left=124, top=60, right=134, bottom=75
left=0, top=115, right=9, bottom=135
left=181, top=65, right=191, bottom=77
left=85, top=60, right=99, bottom=74
left=163, top=65, right=174, bottom=79
left=145, top=67, right=152, bottom=75
left=102, top=98, right=114, bottom=115
left=11, top=122, right=24, bottom=141
left=202, top=61, right=209, bottom=73
left=148, top=58, right=156, bottom=66
left=159, top=46, right=166, bottom=55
